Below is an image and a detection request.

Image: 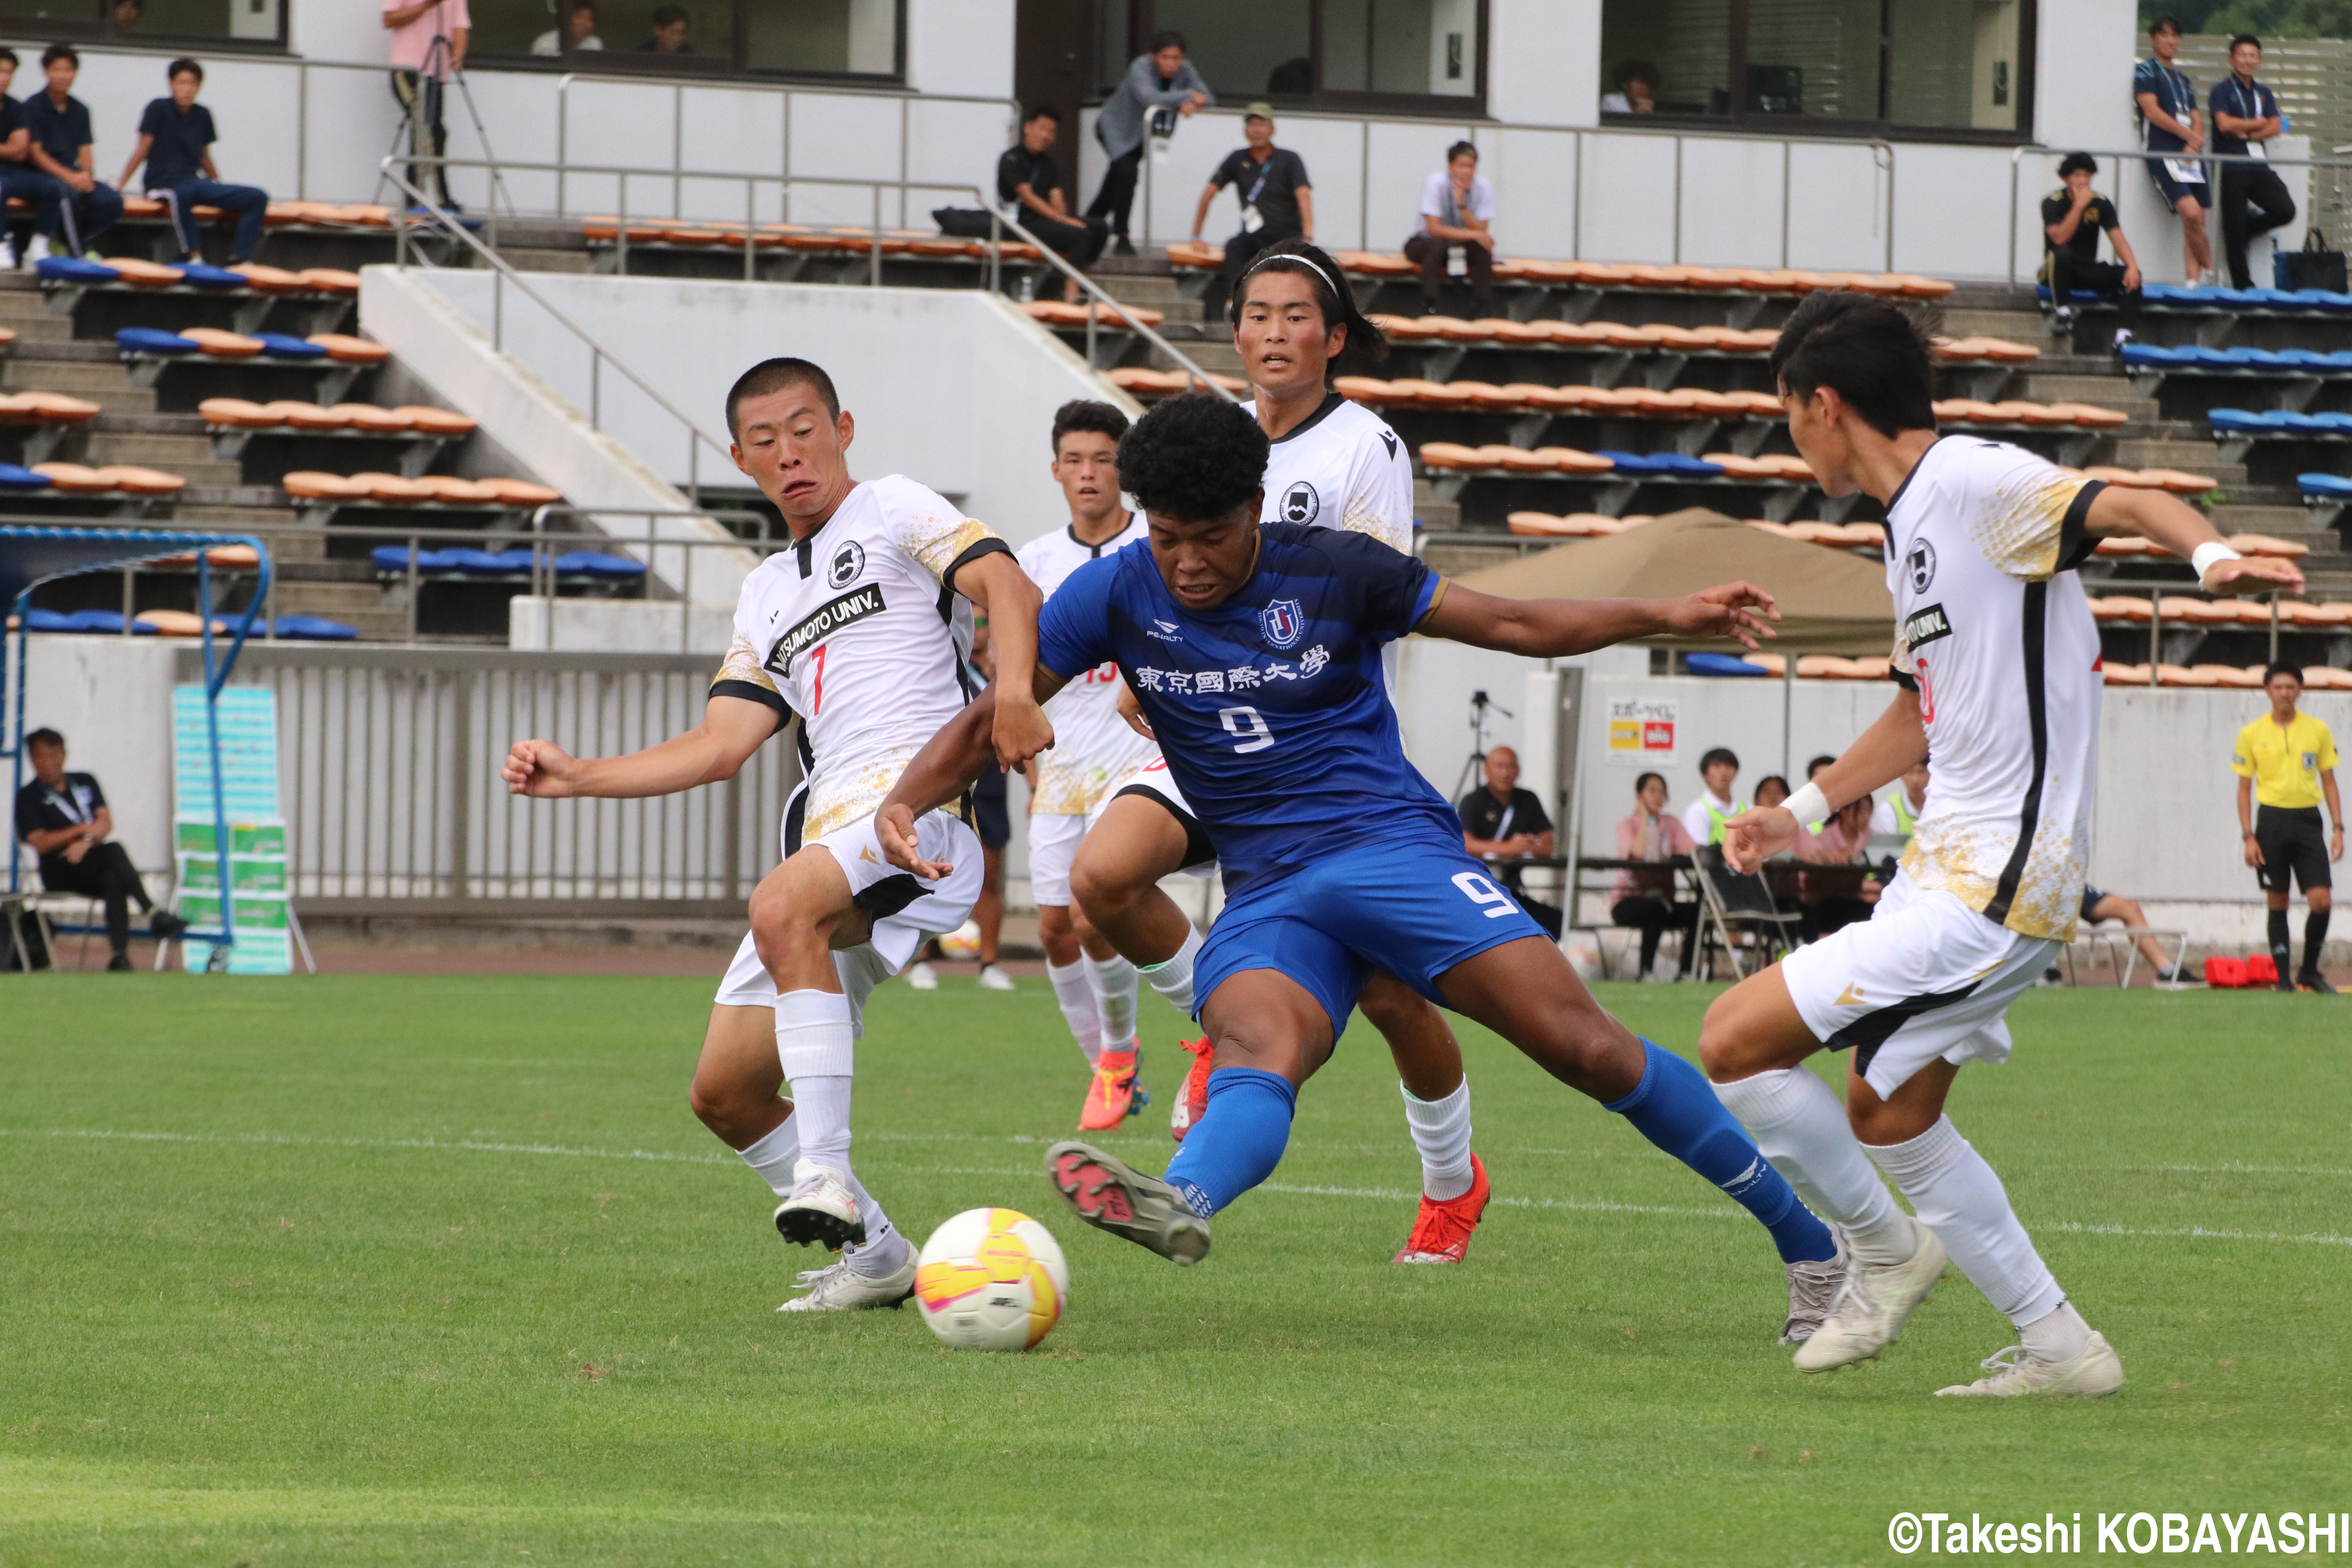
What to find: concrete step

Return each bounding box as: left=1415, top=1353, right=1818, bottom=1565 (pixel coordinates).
left=1940, top=308, right=2049, bottom=341
left=2024, top=372, right=2145, bottom=408
left=173, top=501, right=300, bottom=526
left=498, top=248, right=592, bottom=274
left=84, top=431, right=218, bottom=465
left=2112, top=438, right=2244, bottom=481
left=1093, top=274, right=1186, bottom=309
left=2, top=361, right=147, bottom=407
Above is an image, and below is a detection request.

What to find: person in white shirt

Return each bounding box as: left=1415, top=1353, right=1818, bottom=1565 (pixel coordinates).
left=1700, top=290, right=2301, bottom=1398
left=1682, top=746, right=1741, bottom=846
left=530, top=0, right=601, bottom=54
left=1016, top=400, right=1157, bottom=1132
left=501, top=357, right=1052, bottom=1314
left=1403, top=140, right=1495, bottom=314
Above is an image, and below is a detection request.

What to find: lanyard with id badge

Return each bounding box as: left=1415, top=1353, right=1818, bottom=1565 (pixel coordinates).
left=1238, top=153, right=1278, bottom=234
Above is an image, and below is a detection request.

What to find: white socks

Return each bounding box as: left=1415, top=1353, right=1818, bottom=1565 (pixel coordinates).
left=1085, top=951, right=1140, bottom=1052
left=1713, top=1067, right=1915, bottom=1266
left=1047, top=959, right=1103, bottom=1064
left=775, top=989, right=904, bottom=1274
left=1400, top=1077, right=1475, bottom=1202
left=1139, top=924, right=1203, bottom=1015
left=736, top=1114, right=800, bottom=1196
left=1866, top=1114, right=2064, bottom=1330
left=2018, top=1300, right=2093, bottom=1363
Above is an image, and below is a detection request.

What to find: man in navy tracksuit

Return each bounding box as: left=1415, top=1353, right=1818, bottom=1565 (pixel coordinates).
left=0, top=46, right=65, bottom=269
left=21, top=44, right=120, bottom=258
left=117, top=58, right=268, bottom=264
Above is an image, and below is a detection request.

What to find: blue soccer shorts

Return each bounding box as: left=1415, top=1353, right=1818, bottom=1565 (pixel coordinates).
left=1193, top=838, right=1550, bottom=1040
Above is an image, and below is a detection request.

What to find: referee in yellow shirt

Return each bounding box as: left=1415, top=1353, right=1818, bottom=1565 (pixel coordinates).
left=2234, top=662, right=2343, bottom=993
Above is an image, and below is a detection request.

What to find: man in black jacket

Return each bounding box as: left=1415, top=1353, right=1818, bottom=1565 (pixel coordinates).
left=13, top=728, right=183, bottom=969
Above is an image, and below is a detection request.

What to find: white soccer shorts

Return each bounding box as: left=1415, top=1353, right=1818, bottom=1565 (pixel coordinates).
left=1780, top=870, right=2057, bottom=1099
left=714, top=806, right=984, bottom=1031
left=1028, top=809, right=1087, bottom=909
left=1086, top=755, right=1216, bottom=878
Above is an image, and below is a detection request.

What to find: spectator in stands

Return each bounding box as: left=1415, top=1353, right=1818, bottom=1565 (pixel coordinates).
left=2042, top=152, right=2141, bottom=345
left=1793, top=795, right=1881, bottom=941
left=1751, top=774, right=1790, bottom=813
left=2135, top=14, right=2212, bottom=288
left=2073, top=887, right=2189, bottom=985
left=1875, top=757, right=1929, bottom=839
left=638, top=4, right=691, bottom=53
left=0, top=47, right=64, bottom=271
left=117, top=60, right=268, bottom=266
left=22, top=45, right=120, bottom=259
left=1610, top=770, right=1698, bottom=981
left=1600, top=58, right=1657, bottom=114
left=2211, top=34, right=2294, bottom=290
left=1457, top=745, right=1561, bottom=939
left=2234, top=661, right=2340, bottom=993
left=1403, top=140, right=1494, bottom=315
left=112, top=0, right=142, bottom=26
left=1087, top=31, right=1209, bottom=258
left=532, top=0, right=600, bottom=55
left=13, top=728, right=185, bottom=970
left=999, top=107, right=1103, bottom=298
left=1681, top=746, right=1739, bottom=846
left=383, top=0, right=468, bottom=212
left=1191, top=105, right=1311, bottom=321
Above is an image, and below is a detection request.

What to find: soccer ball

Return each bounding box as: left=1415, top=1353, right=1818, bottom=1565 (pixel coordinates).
left=936, top=919, right=983, bottom=959
left=913, top=1207, right=1069, bottom=1351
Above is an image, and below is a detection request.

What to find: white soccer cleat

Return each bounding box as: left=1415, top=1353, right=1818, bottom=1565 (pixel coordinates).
left=1780, top=1230, right=1851, bottom=1345
left=1935, top=1333, right=2124, bottom=1398
left=777, top=1250, right=918, bottom=1312
left=977, top=963, right=1016, bottom=992
left=905, top=961, right=939, bottom=991
left=1792, top=1218, right=1949, bottom=1372
left=773, top=1165, right=866, bottom=1250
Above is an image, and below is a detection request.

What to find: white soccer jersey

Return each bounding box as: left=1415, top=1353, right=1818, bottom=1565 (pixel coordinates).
left=1243, top=392, right=1415, bottom=552
left=712, top=475, right=1008, bottom=846
left=1018, top=514, right=1159, bottom=816
left=1884, top=437, right=2105, bottom=942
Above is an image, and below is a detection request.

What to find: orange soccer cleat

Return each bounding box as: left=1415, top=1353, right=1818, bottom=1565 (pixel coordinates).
left=1392, top=1154, right=1492, bottom=1264
left=1078, top=1043, right=1147, bottom=1131
left=1169, top=1036, right=1214, bottom=1143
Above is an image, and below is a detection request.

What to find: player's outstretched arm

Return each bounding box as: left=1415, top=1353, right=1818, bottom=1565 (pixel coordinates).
left=2085, top=484, right=2304, bottom=598
left=951, top=550, right=1055, bottom=768
left=1720, top=688, right=1926, bottom=873
left=501, top=694, right=777, bottom=799
left=1419, top=579, right=1779, bottom=656
left=875, top=668, right=1074, bottom=878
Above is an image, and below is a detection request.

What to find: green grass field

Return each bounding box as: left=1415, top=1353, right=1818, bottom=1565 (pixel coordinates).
left=2, top=974, right=2347, bottom=1566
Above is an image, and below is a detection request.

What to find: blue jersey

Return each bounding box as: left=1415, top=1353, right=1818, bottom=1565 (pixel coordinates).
left=1037, top=522, right=1459, bottom=882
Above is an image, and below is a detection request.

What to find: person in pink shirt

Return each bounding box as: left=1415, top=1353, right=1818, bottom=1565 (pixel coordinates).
left=1793, top=795, right=1882, bottom=940
left=1613, top=771, right=1699, bottom=980
left=383, top=0, right=468, bottom=210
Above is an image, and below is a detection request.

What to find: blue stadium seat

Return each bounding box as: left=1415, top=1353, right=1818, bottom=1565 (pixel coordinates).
left=1593, top=451, right=1726, bottom=477
left=61, top=609, right=143, bottom=633
left=178, top=263, right=246, bottom=290
left=272, top=615, right=358, bottom=639
left=252, top=333, right=327, bottom=360
left=2206, top=408, right=2275, bottom=432
left=115, top=326, right=200, bottom=356
left=2119, top=342, right=2193, bottom=367
left=2313, top=412, right=2352, bottom=432
left=2298, top=472, right=2352, bottom=499
left=553, top=552, right=648, bottom=579
left=2273, top=410, right=2329, bottom=432
left=22, top=607, right=73, bottom=631
left=370, top=544, right=456, bottom=572
left=36, top=256, right=119, bottom=283
left=1685, top=652, right=1768, bottom=677
left=2214, top=287, right=2267, bottom=307
left=1592, top=450, right=1670, bottom=474
left=0, top=463, right=53, bottom=489
left=443, top=548, right=532, bottom=574
left=2184, top=345, right=2246, bottom=367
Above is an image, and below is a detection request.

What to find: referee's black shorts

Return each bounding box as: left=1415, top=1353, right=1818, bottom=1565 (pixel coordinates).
left=2254, top=804, right=2332, bottom=895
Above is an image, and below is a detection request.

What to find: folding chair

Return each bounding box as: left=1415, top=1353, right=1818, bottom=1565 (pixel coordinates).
left=1691, top=844, right=1802, bottom=981
left=12, top=844, right=96, bottom=970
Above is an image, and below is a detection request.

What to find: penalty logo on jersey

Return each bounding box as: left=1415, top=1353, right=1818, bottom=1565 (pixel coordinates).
left=1279, top=481, right=1321, bottom=525
left=1260, top=597, right=1305, bottom=649
left=827, top=541, right=866, bottom=589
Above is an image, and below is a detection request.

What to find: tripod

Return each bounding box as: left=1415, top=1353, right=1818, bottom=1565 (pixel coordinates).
left=1450, top=688, right=1512, bottom=804
left=380, top=11, right=514, bottom=220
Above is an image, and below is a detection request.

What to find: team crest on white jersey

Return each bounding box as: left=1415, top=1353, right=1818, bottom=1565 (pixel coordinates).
left=1907, top=538, right=1937, bottom=593
left=827, top=540, right=866, bottom=589
left=1260, top=597, right=1305, bottom=648
left=1278, top=481, right=1321, bottom=525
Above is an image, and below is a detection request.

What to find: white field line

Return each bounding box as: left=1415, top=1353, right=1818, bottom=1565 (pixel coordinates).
left=6, top=1128, right=2350, bottom=1250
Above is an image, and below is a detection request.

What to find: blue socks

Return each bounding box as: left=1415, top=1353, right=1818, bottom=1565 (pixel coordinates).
left=1606, top=1040, right=1837, bottom=1265
left=1163, top=1067, right=1297, bottom=1218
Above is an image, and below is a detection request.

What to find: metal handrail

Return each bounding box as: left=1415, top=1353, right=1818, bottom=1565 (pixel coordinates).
left=2007, top=141, right=2352, bottom=284
left=383, top=158, right=740, bottom=501
left=396, top=153, right=1239, bottom=401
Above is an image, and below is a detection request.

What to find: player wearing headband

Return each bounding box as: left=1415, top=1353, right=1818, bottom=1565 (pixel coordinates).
left=1066, top=240, right=1485, bottom=1269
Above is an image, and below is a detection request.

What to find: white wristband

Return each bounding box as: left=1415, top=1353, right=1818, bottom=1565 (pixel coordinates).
left=2190, top=541, right=2243, bottom=583
left=1782, top=780, right=1831, bottom=828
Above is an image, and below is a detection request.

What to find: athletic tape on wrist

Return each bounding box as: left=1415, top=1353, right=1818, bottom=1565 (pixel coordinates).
left=2190, top=540, right=2245, bottom=581
left=1782, top=780, right=1831, bottom=828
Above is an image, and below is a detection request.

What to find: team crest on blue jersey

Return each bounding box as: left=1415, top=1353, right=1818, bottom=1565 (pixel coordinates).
left=1260, top=597, right=1305, bottom=648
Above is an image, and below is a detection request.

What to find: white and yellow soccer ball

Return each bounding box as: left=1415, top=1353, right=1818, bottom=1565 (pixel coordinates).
left=936, top=920, right=984, bottom=960
left=913, top=1207, right=1069, bottom=1351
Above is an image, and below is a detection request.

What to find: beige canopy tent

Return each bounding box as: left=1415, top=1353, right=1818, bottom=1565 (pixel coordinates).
left=1448, top=507, right=1896, bottom=657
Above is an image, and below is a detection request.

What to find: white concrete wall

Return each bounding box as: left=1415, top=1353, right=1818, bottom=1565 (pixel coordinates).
left=410, top=269, right=1136, bottom=556
left=14, top=635, right=183, bottom=885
